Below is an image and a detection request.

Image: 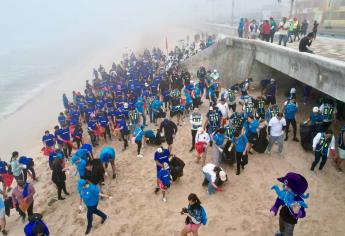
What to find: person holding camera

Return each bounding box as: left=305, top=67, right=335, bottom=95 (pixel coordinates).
left=180, top=193, right=207, bottom=236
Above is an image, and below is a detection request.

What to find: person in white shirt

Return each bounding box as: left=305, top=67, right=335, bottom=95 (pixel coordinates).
left=310, top=129, right=335, bottom=172
left=266, top=112, right=286, bottom=154
left=216, top=98, right=230, bottom=127
left=189, top=108, right=203, bottom=152
left=202, top=163, right=227, bottom=195
left=195, top=127, right=210, bottom=166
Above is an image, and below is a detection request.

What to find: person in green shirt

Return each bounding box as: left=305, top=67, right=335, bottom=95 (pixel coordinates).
left=288, top=19, right=294, bottom=43
left=269, top=17, right=277, bottom=43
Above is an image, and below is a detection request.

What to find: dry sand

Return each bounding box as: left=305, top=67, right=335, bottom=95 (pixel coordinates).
left=3, top=30, right=345, bottom=236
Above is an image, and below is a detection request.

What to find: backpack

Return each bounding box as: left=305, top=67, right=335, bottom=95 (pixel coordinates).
left=201, top=206, right=207, bottom=225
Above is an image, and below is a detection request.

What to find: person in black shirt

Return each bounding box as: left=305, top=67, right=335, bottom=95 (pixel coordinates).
left=159, top=116, right=178, bottom=153
left=299, top=33, right=314, bottom=53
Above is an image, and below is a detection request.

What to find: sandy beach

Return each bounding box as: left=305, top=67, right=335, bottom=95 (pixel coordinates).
left=1, top=25, right=345, bottom=236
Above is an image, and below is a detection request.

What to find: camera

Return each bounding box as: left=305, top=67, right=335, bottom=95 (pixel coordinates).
left=180, top=207, right=188, bottom=215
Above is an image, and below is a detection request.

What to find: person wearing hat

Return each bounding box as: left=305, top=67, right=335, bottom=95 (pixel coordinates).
left=195, top=127, right=211, bottom=166
left=77, top=179, right=110, bottom=235
left=154, top=147, right=170, bottom=193
left=266, top=112, right=286, bottom=155
left=299, top=32, right=314, bottom=53
left=157, top=162, right=171, bottom=202
left=12, top=179, right=36, bottom=222
left=202, top=163, right=227, bottom=195
left=189, top=108, right=203, bottom=152
left=306, top=107, right=323, bottom=138
left=311, top=129, right=335, bottom=173
left=99, top=147, right=116, bottom=179
left=270, top=172, right=309, bottom=236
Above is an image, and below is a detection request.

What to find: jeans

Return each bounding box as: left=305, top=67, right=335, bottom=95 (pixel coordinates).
left=203, top=172, right=216, bottom=195
left=287, top=31, right=293, bottom=43
left=86, top=205, right=107, bottom=229
left=285, top=119, right=297, bottom=139
left=270, top=31, right=275, bottom=43
left=311, top=151, right=328, bottom=171
left=279, top=217, right=295, bottom=236
left=278, top=35, right=288, bottom=46
left=267, top=135, right=284, bottom=153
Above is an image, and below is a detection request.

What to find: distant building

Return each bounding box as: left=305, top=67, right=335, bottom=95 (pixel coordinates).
left=294, top=0, right=345, bottom=28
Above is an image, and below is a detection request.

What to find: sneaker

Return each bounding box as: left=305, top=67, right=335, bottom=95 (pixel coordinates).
left=162, top=197, right=167, bottom=202
left=58, top=197, right=65, bottom=200
left=293, top=137, right=299, bottom=142
left=112, top=173, right=116, bottom=179
left=2, top=229, right=8, bottom=236
left=154, top=187, right=160, bottom=194
left=64, top=192, right=70, bottom=195
left=101, top=216, right=108, bottom=224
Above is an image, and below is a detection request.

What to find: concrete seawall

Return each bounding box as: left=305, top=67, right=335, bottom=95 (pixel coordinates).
left=183, top=37, right=345, bottom=102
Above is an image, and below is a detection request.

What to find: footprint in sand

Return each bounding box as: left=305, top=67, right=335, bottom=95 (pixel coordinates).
left=241, top=219, right=251, bottom=230
left=225, top=227, right=237, bottom=232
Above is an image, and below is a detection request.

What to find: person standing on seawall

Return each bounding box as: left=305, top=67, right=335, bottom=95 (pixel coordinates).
left=269, top=17, right=277, bottom=43
left=312, top=20, right=319, bottom=39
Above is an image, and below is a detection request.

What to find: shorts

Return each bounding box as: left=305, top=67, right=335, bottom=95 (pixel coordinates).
left=186, top=223, right=201, bottom=232
left=166, top=136, right=174, bottom=145
left=159, top=181, right=170, bottom=190
left=248, top=132, right=258, bottom=144
left=338, top=147, right=345, bottom=160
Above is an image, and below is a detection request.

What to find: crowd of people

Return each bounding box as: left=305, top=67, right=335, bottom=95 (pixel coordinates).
left=238, top=17, right=319, bottom=50
left=0, top=29, right=343, bottom=236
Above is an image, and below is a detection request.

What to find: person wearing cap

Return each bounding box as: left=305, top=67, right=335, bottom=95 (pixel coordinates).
left=12, top=179, right=36, bottom=222
left=270, top=172, right=308, bottom=236
left=216, top=98, right=230, bottom=127
left=299, top=32, right=314, bottom=53
left=311, top=129, right=335, bottom=173
left=195, top=127, right=211, bottom=166
left=306, top=107, right=323, bottom=138
left=154, top=147, right=170, bottom=193
left=157, top=162, right=171, bottom=202
left=277, top=17, right=290, bottom=46
left=189, top=108, right=203, bottom=152
left=266, top=112, right=286, bottom=155
left=51, top=154, right=70, bottom=200
left=99, top=147, right=116, bottom=179
left=283, top=97, right=299, bottom=142
left=77, top=179, right=110, bottom=235
left=202, top=163, right=227, bottom=195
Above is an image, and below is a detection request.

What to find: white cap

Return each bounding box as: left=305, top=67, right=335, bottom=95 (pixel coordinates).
left=213, top=69, right=217, bottom=73
left=209, top=106, right=213, bottom=111
left=145, top=83, right=148, bottom=87
left=290, top=88, right=296, bottom=93
left=270, top=78, right=275, bottom=82
left=157, top=147, right=163, bottom=153
left=197, top=127, right=204, bottom=134
left=124, top=103, right=128, bottom=108
left=219, top=171, right=227, bottom=181
left=313, top=107, right=319, bottom=112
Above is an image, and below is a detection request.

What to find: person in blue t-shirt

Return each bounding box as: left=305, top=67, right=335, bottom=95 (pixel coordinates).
left=58, top=112, right=66, bottom=126
left=157, top=162, right=171, bottom=202
left=306, top=107, right=323, bottom=137
left=230, top=130, right=249, bottom=175
left=97, top=112, right=112, bottom=141
left=135, top=97, right=146, bottom=126
left=42, top=131, right=55, bottom=148
left=56, top=124, right=72, bottom=159
left=243, top=114, right=259, bottom=154
left=151, top=97, right=163, bottom=126
left=87, top=116, right=98, bottom=147
left=212, top=128, right=226, bottom=165
left=154, top=147, right=170, bottom=193
left=99, top=147, right=116, bottom=179
left=24, top=213, right=49, bottom=236
left=116, top=115, right=129, bottom=151
left=77, top=179, right=110, bottom=235
left=19, top=156, right=36, bottom=182
left=283, top=98, right=299, bottom=142
left=72, top=124, right=84, bottom=149
left=133, top=125, right=145, bottom=158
